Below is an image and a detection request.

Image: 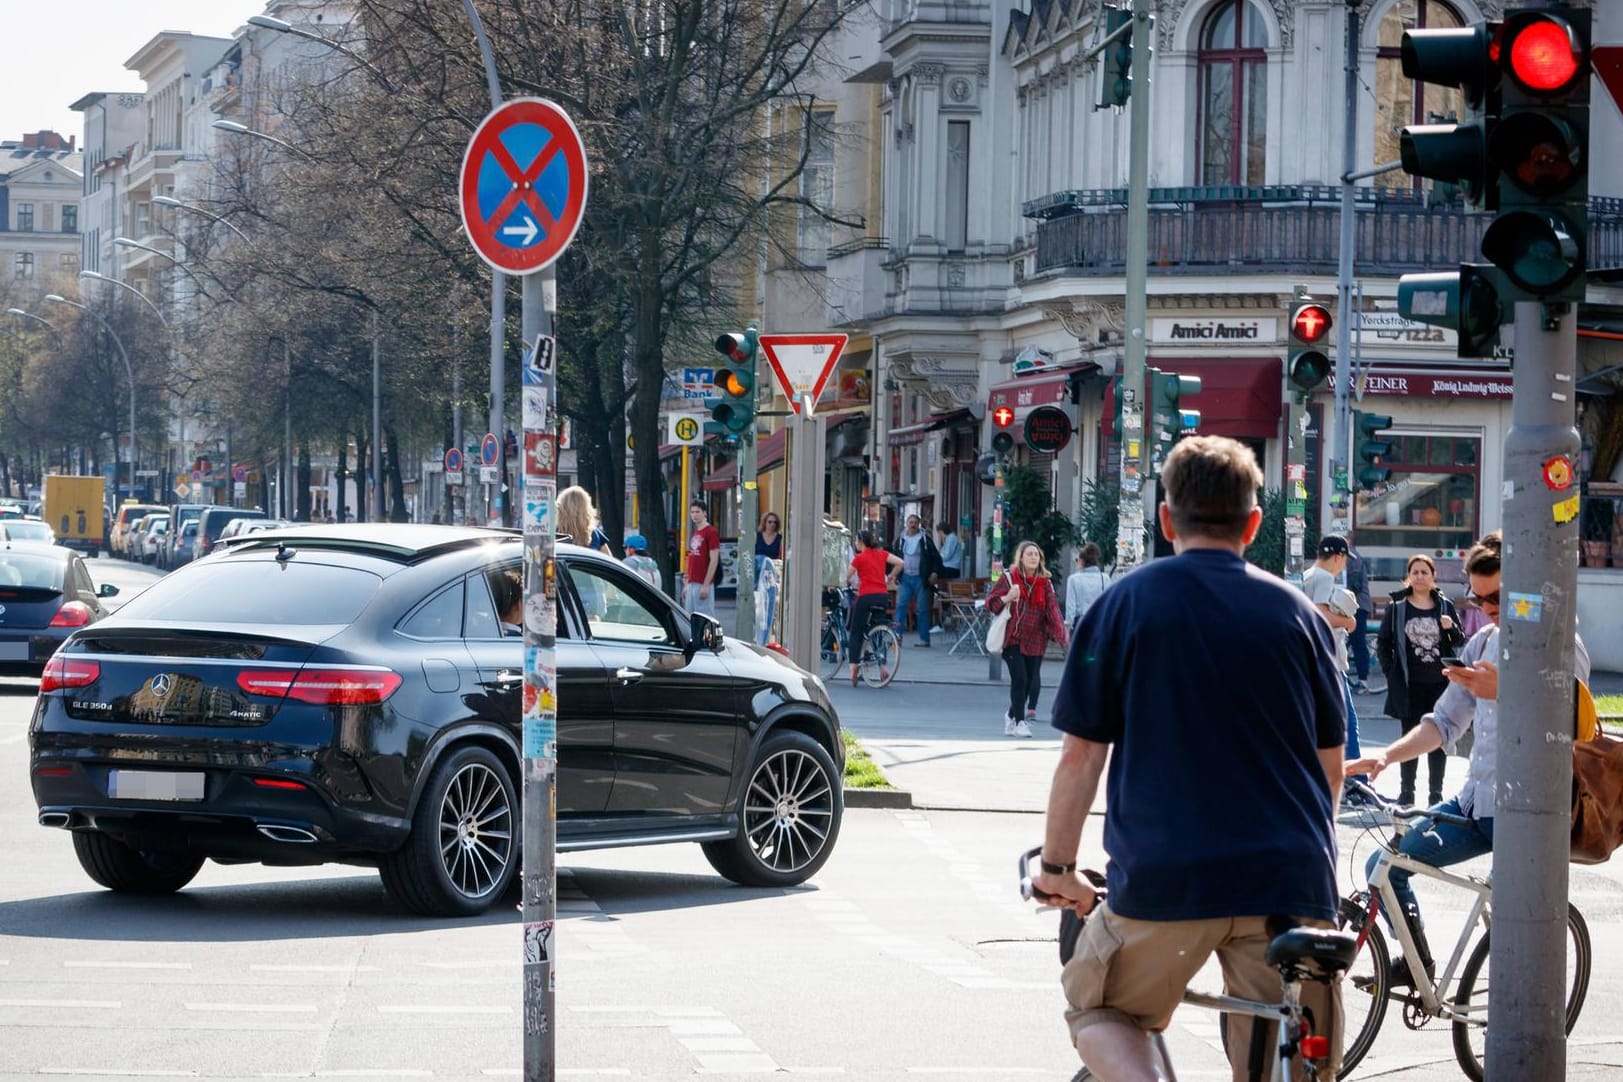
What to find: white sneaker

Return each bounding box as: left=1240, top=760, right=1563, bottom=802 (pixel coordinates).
left=1011, top=719, right=1033, bottom=738
left=1003, top=714, right=1018, bottom=736
left=929, top=624, right=945, bottom=634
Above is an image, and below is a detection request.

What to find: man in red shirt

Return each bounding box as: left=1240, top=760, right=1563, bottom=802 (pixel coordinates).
left=684, top=500, right=721, bottom=616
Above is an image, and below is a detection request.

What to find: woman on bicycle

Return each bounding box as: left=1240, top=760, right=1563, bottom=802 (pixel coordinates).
left=847, top=529, right=902, bottom=686
left=1375, top=553, right=1465, bottom=806
left=986, top=540, right=1068, bottom=737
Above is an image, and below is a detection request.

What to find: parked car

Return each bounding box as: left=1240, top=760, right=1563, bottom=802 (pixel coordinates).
left=29, top=525, right=843, bottom=916
left=0, top=541, right=118, bottom=676
left=194, top=506, right=267, bottom=560
left=140, top=515, right=171, bottom=564
left=161, top=504, right=211, bottom=567
left=123, top=514, right=157, bottom=561
left=0, top=519, right=57, bottom=545
left=160, top=520, right=199, bottom=571
left=217, top=516, right=290, bottom=543
left=110, top=503, right=165, bottom=559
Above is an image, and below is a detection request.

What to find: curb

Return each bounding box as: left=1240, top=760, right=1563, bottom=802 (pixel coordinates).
left=844, top=787, right=913, bottom=809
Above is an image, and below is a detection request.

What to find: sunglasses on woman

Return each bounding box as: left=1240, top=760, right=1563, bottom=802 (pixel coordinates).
left=1466, top=589, right=1500, bottom=607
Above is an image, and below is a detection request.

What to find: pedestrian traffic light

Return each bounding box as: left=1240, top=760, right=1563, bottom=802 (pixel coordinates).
left=1286, top=294, right=1334, bottom=393
left=1398, top=19, right=1502, bottom=211
left=1096, top=7, right=1134, bottom=109
left=1148, top=367, right=1200, bottom=476
left=1481, top=6, right=1590, bottom=303
left=1351, top=410, right=1394, bottom=490
left=1397, top=265, right=1506, bottom=358
left=707, top=329, right=758, bottom=435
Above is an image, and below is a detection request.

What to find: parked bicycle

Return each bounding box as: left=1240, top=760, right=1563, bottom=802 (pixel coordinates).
left=819, top=586, right=900, bottom=688
left=1335, top=779, right=1592, bottom=1081
left=1018, top=846, right=1355, bottom=1082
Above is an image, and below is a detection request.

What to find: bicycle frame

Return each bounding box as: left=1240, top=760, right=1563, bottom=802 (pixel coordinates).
left=1359, top=828, right=1492, bottom=1024
left=1158, top=986, right=1320, bottom=1082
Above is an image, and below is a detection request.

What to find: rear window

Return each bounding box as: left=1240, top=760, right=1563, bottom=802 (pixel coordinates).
left=113, top=559, right=384, bottom=624
left=202, top=509, right=265, bottom=539
left=0, top=552, right=62, bottom=589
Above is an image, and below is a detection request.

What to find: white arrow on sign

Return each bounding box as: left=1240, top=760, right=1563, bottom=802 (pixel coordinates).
left=501, top=215, right=539, bottom=245
left=758, top=333, right=849, bottom=415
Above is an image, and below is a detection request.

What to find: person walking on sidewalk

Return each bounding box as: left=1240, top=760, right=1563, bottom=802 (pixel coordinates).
left=683, top=500, right=721, bottom=616
left=986, top=540, right=1068, bottom=737
left=890, top=514, right=942, bottom=647
left=1346, top=541, right=1376, bottom=693
left=1375, top=553, right=1466, bottom=806
left=1301, top=535, right=1367, bottom=804
left=754, top=512, right=783, bottom=645
left=1030, top=436, right=1345, bottom=1082
left=846, top=530, right=903, bottom=686
left=1064, top=542, right=1111, bottom=627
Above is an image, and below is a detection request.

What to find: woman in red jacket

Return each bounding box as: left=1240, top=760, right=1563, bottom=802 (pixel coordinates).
left=985, top=540, right=1068, bottom=737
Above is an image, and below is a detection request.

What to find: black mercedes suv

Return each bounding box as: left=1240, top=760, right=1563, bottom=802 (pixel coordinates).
left=29, top=525, right=844, bottom=916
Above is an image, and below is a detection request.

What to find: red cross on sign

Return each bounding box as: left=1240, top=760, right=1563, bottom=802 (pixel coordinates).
left=459, top=98, right=589, bottom=275
left=992, top=405, right=1016, bottom=428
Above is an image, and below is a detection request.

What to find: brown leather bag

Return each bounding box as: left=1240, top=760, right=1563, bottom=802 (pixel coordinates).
left=1571, top=682, right=1623, bottom=864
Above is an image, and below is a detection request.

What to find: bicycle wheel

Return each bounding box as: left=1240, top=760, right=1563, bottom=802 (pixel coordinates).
left=1336, top=893, right=1392, bottom=1080
left=820, top=620, right=844, bottom=679
left=860, top=626, right=900, bottom=687
left=1451, top=902, right=1592, bottom=1082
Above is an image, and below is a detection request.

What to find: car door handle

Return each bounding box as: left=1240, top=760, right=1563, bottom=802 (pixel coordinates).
left=495, top=670, right=524, bottom=686
left=614, top=667, right=645, bottom=685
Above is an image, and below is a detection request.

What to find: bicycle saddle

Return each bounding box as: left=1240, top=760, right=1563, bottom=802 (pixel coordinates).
left=1265, top=928, right=1359, bottom=979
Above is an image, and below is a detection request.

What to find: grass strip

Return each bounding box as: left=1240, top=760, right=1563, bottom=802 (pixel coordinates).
left=842, top=730, right=894, bottom=790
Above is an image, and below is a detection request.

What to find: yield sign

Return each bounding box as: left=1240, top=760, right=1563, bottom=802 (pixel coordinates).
left=1596, top=47, right=1623, bottom=120
left=758, top=333, right=848, bottom=415
left=459, top=98, right=589, bottom=275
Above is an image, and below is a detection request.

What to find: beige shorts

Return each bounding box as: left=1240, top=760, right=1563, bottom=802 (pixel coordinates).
left=1061, top=903, right=1342, bottom=1082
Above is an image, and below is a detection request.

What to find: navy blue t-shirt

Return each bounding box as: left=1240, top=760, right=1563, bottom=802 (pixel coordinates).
left=1051, top=548, right=1345, bottom=922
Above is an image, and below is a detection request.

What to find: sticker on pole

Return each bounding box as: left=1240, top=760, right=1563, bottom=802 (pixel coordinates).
left=459, top=98, right=589, bottom=275
left=758, top=333, right=848, bottom=415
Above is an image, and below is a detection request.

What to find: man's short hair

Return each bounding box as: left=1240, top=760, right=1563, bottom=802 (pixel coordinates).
left=1464, top=530, right=1502, bottom=577
left=1160, top=436, right=1263, bottom=542
left=1080, top=542, right=1102, bottom=567
left=689, top=500, right=707, bottom=512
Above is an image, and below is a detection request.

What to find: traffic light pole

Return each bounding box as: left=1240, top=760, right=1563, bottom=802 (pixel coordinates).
left=1283, top=391, right=1308, bottom=586
left=1331, top=2, right=1360, bottom=527
left=735, top=328, right=761, bottom=645
left=1114, top=0, right=1152, bottom=573
left=1487, top=300, right=1580, bottom=1082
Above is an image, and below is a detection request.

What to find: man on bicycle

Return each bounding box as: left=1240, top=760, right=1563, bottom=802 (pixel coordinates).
left=1031, top=436, right=1347, bottom=1082
left=1344, top=531, right=1590, bottom=987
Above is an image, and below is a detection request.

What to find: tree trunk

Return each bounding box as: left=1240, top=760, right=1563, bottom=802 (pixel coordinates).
left=297, top=444, right=312, bottom=522
left=336, top=439, right=350, bottom=522
left=355, top=433, right=369, bottom=523
left=387, top=425, right=409, bottom=521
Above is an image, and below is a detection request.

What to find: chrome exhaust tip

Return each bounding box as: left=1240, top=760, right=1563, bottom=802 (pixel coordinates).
left=256, top=823, right=319, bottom=844
left=38, top=812, right=71, bottom=829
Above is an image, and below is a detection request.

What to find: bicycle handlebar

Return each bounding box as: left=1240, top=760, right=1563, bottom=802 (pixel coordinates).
left=1345, top=777, right=1476, bottom=829
left=1017, top=846, right=1107, bottom=907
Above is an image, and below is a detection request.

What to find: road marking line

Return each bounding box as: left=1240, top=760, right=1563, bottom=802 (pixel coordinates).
left=40, top=1072, right=197, bottom=1078
left=66, top=960, right=192, bottom=970
left=0, top=999, right=121, bottom=1009
left=184, top=1003, right=319, bottom=1013
left=694, top=1052, right=780, bottom=1073
left=667, top=1019, right=743, bottom=1036
left=905, top=1070, right=1053, bottom=1076
left=313, top=1072, right=433, bottom=1078
left=377, top=1004, right=514, bottom=1014
left=251, top=964, right=380, bottom=973
left=416, top=960, right=520, bottom=969
left=681, top=1038, right=761, bottom=1053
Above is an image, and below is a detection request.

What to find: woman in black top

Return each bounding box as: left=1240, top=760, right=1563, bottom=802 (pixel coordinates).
left=1376, top=553, right=1467, bottom=805
left=754, top=513, right=783, bottom=645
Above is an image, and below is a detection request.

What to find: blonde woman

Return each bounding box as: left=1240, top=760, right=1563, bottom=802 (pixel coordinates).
left=985, top=540, right=1067, bottom=737
left=556, top=486, right=612, bottom=554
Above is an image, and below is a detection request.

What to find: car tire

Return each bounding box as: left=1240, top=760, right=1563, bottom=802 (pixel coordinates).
left=702, top=730, right=842, bottom=888
left=72, top=830, right=204, bottom=895
left=379, top=745, right=518, bottom=917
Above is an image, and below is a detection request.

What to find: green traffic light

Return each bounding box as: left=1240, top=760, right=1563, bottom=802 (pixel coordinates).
left=1096, top=7, right=1133, bottom=109
left=1481, top=210, right=1583, bottom=294
left=1351, top=410, right=1394, bottom=492
left=1397, top=266, right=1505, bottom=359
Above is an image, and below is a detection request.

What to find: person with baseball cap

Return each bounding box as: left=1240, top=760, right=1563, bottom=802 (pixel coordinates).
left=622, top=533, right=660, bottom=587
left=1301, top=534, right=1367, bottom=804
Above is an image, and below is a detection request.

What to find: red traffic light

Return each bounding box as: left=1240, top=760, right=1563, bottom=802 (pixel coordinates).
left=1506, top=16, right=1582, bottom=94
left=1291, top=303, right=1332, bottom=344
left=992, top=405, right=1015, bottom=428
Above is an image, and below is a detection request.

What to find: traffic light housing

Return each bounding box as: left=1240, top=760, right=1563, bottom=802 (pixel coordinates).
left=1481, top=7, right=1590, bottom=303
left=1398, top=20, right=1502, bottom=211
left=1097, top=7, right=1134, bottom=109
left=1286, top=295, right=1333, bottom=393
left=707, top=329, right=759, bottom=435
left=1148, top=367, right=1200, bottom=476
left=1397, top=265, right=1506, bottom=358
left=1351, top=410, right=1394, bottom=491
left=991, top=402, right=1015, bottom=455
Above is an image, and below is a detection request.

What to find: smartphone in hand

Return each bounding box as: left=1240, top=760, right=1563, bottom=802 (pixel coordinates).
left=1441, top=656, right=1468, bottom=668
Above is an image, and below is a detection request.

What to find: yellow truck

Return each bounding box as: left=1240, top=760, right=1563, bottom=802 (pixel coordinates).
left=42, top=475, right=107, bottom=557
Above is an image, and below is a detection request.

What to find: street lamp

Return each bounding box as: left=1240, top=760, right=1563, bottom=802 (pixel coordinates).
left=212, top=119, right=320, bottom=164
left=5, top=307, right=54, bottom=331
left=112, top=236, right=215, bottom=299
left=44, top=294, right=137, bottom=499
left=79, top=271, right=169, bottom=328
left=153, top=195, right=252, bottom=244
left=246, top=15, right=398, bottom=94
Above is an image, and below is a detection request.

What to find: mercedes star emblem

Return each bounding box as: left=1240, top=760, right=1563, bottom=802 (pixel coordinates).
left=151, top=674, right=173, bottom=698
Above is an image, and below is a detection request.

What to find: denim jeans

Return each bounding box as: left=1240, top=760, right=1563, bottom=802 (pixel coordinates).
left=753, top=555, right=778, bottom=645
left=894, top=573, right=928, bottom=644
left=1365, top=796, right=1494, bottom=933
left=1350, top=608, right=1372, bottom=682
left=1342, top=674, right=1362, bottom=761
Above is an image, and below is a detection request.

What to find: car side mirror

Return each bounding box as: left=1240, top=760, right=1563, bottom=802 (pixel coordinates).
left=688, top=611, right=725, bottom=654
left=97, top=583, right=120, bottom=598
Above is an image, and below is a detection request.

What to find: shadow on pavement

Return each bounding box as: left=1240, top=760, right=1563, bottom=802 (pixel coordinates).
left=0, top=678, right=41, bottom=698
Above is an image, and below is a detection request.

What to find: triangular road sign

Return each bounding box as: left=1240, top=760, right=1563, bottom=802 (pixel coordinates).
left=758, top=333, right=848, bottom=415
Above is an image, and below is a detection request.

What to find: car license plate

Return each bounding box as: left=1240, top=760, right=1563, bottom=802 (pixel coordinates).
left=0, top=641, right=28, bottom=661
left=109, top=770, right=205, bottom=801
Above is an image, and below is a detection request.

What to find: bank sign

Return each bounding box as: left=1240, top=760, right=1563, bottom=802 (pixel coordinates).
left=1150, top=317, right=1276, bottom=343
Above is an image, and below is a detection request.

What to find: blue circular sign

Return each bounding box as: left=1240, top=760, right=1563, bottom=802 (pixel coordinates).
left=444, top=448, right=464, bottom=473
left=481, top=433, right=501, bottom=467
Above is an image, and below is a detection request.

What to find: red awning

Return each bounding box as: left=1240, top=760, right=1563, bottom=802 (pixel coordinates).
left=702, top=460, right=735, bottom=492
left=1151, top=357, right=1282, bottom=441
left=700, top=428, right=790, bottom=491
left=987, top=371, right=1076, bottom=413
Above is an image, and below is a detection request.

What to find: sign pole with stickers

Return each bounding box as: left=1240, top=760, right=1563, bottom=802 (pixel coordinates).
left=462, top=95, right=587, bottom=1082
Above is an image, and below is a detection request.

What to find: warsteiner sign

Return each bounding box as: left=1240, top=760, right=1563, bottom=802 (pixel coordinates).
left=1023, top=406, right=1073, bottom=453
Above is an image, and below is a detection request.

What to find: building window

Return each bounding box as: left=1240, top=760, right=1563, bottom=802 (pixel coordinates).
left=945, top=120, right=970, bottom=253
left=15, top=203, right=34, bottom=232
left=798, top=109, right=836, bottom=266
left=60, top=253, right=78, bottom=271
left=1197, top=0, right=1269, bottom=186
left=14, top=253, right=34, bottom=280
left=62, top=204, right=78, bottom=233
left=1351, top=430, right=1481, bottom=552
left=1374, top=1, right=1465, bottom=193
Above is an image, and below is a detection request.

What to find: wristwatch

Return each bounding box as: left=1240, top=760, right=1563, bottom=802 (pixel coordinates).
left=1040, top=858, right=1076, bottom=876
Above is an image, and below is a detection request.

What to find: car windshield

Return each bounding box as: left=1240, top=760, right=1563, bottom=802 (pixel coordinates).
left=2, top=521, right=54, bottom=543
left=0, top=552, right=62, bottom=589
left=113, top=559, right=385, bottom=624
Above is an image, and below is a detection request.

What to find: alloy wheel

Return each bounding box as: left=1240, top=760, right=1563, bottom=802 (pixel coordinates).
left=741, top=747, right=836, bottom=874
left=437, top=761, right=514, bottom=899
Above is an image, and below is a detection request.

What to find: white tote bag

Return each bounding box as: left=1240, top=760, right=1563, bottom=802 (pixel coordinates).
left=984, top=604, right=1012, bottom=653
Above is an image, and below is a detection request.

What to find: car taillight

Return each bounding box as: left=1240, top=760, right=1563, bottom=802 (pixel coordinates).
left=49, top=601, right=93, bottom=628
left=40, top=656, right=100, bottom=692
left=237, top=668, right=403, bottom=705
left=251, top=777, right=308, bottom=791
